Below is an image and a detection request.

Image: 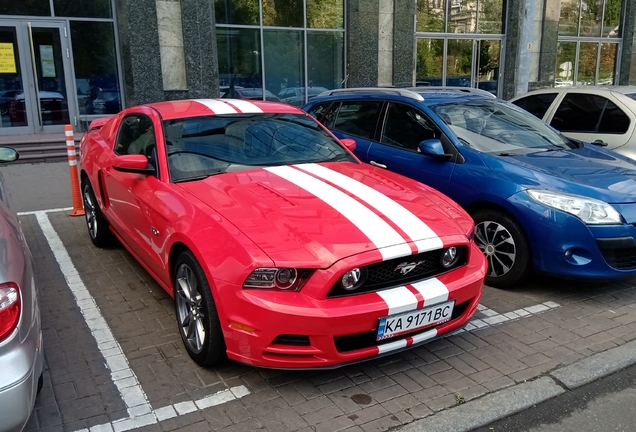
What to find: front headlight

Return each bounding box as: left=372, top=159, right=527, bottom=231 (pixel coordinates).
left=243, top=268, right=314, bottom=291
left=527, top=189, right=622, bottom=225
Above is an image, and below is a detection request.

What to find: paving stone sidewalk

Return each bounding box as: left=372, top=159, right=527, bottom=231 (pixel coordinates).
left=6, top=162, right=636, bottom=431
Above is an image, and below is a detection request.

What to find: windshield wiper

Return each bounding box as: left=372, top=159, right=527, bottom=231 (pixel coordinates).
left=173, top=170, right=226, bottom=183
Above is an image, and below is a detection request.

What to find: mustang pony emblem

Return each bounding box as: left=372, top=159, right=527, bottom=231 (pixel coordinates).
left=395, top=261, right=424, bottom=275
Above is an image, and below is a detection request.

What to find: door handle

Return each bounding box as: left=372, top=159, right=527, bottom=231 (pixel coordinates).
left=370, top=160, right=387, bottom=169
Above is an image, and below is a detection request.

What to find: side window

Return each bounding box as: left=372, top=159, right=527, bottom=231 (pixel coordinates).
left=550, top=93, right=606, bottom=132
left=380, top=103, right=438, bottom=151
left=598, top=100, right=630, bottom=134
left=512, top=93, right=557, bottom=119
left=115, top=115, right=156, bottom=156
left=308, top=102, right=338, bottom=129
left=332, top=101, right=382, bottom=139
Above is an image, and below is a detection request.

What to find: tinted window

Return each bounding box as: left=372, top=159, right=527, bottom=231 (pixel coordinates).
left=551, top=93, right=618, bottom=133
left=381, top=103, right=439, bottom=151
left=307, top=102, right=337, bottom=128
left=116, top=115, right=156, bottom=156
left=512, top=93, right=557, bottom=119
left=163, top=113, right=356, bottom=182
left=598, top=100, right=630, bottom=133
left=332, top=101, right=382, bottom=139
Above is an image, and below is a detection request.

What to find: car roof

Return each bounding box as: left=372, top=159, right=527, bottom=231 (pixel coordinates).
left=511, top=86, right=636, bottom=99
left=142, top=98, right=303, bottom=120
left=311, top=87, right=494, bottom=106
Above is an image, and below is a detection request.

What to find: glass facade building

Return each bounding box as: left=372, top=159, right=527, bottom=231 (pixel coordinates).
left=0, top=0, right=634, bottom=139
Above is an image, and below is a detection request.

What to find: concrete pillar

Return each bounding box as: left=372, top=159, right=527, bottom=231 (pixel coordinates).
left=345, top=0, right=415, bottom=88
left=114, top=0, right=218, bottom=107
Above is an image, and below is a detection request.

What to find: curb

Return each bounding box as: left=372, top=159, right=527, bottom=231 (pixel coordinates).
left=397, top=338, right=636, bottom=432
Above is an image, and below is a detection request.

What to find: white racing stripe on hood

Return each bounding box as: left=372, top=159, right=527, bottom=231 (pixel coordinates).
left=193, top=99, right=238, bottom=114
left=410, top=278, right=449, bottom=306
left=224, top=99, right=263, bottom=113
left=296, top=163, right=443, bottom=253
left=265, top=165, right=412, bottom=260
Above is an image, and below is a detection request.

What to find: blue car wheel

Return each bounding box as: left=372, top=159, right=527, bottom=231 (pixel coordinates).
left=472, top=209, right=531, bottom=288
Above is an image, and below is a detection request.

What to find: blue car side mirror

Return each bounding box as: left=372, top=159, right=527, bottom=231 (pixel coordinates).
left=418, top=139, right=453, bottom=160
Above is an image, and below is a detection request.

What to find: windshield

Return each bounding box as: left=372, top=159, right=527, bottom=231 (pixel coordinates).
left=163, top=113, right=356, bottom=182
left=432, top=100, right=575, bottom=155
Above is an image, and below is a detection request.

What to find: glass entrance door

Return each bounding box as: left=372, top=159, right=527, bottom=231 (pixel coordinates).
left=0, top=20, right=74, bottom=135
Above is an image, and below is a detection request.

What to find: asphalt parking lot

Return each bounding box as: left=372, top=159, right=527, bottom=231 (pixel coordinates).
left=7, top=162, right=636, bottom=432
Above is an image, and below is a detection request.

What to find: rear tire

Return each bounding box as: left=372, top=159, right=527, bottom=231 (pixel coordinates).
left=472, top=209, right=531, bottom=288
left=174, top=251, right=226, bottom=366
left=81, top=178, right=113, bottom=247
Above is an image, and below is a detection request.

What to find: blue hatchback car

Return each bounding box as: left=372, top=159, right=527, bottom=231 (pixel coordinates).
left=303, top=88, right=636, bottom=288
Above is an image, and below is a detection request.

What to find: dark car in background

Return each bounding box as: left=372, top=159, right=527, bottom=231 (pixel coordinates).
left=220, top=86, right=280, bottom=102
left=91, top=89, right=121, bottom=115
left=9, top=91, right=69, bottom=126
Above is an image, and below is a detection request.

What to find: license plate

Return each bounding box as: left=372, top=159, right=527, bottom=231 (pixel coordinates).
left=376, top=300, right=455, bottom=341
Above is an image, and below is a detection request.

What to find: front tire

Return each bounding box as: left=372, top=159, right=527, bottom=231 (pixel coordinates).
left=82, top=178, right=112, bottom=247
left=174, top=251, right=226, bottom=366
left=472, top=209, right=531, bottom=288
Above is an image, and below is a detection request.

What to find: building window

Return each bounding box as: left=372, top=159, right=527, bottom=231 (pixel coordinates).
left=557, top=0, right=622, bottom=86
left=215, top=0, right=345, bottom=106
left=416, top=0, right=504, bottom=96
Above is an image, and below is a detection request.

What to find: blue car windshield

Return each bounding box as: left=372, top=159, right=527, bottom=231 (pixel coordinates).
left=432, top=100, right=575, bottom=154
left=163, top=113, right=356, bottom=182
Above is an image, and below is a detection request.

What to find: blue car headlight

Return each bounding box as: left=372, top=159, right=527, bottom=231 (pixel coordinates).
left=528, top=189, right=622, bottom=225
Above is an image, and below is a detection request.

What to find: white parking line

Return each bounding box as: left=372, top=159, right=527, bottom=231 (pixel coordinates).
left=462, top=301, right=561, bottom=333
left=33, top=211, right=250, bottom=432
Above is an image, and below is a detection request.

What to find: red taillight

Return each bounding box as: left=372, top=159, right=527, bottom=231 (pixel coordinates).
left=0, top=282, right=20, bottom=341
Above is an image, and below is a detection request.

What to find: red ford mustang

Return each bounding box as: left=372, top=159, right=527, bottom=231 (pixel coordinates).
left=79, top=98, right=486, bottom=369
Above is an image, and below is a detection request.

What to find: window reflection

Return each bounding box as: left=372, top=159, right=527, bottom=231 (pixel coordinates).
left=579, top=0, right=602, bottom=37
left=603, top=0, right=621, bottom=37
left=216, top=28, right=262, bottom=89
left=577, top=42, right=598, bottom=86
left=264, top=30, right=304, bottom=104
left=214, top=0, right=259, bottom=25
left=448, top=0, right=477, bottom=33
left=416, top=0, right=446, bottom=33
left=262, top=0, right=303, bottom=27
left=307, top=0, right=343, bottom=29
left=0, top=0, right=50, bottom=16
left=71, top=22, right=121, bottom=115
left=556, top=42, right=576, bottom=86
left=446, top=39, right=472, bottom=87
left=0, top=27, right=26, bottom=128
left=416, top=39, right=444, bottom=86
left=476, top=40, right=499, bottom=95
left=478, top=0, right=503, bottom=34
left=53, top=0, right=111, bottom=18
left=598, top=43, right=617, bottom=85
left=559, top=0, right=580, bottom=36
left=307, top=32, right=343, bottom=90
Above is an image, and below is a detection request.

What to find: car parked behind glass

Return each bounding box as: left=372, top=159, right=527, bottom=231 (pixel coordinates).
left=278, top=87, right=329, bottom=106
left=510, top=86, right=636, bottom=160
left=0, top=147, right=44, bottom=432
left=304, top=87, right=636, bottom=288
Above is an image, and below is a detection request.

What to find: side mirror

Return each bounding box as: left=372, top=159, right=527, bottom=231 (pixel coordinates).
left=340, top=138, right=357, bottom=152
left=418, top=139, right=453, bottom=160
left=0, top=147, right=19, bottom=163
left=113, top=154, right=156, bottom=175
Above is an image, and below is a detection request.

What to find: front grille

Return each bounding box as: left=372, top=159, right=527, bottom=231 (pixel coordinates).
left=271, top=334, right=310, bottom=346
left=327, top=247, right=467, bottom=298
left=600, top=247, right=636, bottom=269
left=334, top=301, right=469, bottom=353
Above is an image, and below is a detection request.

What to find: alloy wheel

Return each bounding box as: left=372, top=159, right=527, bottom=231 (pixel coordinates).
left=474, top=220, right=516, bottom=278
left=175, top=263, right=206, bottom=354
left=83, top=186, right=98, bottom=240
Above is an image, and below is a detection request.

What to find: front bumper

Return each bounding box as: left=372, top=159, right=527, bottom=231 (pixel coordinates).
left=214, top=243, right=486, bottom=369
left=509, top=193, right=636, bottom=279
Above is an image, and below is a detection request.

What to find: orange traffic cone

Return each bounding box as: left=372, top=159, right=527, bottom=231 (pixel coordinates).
left=65, top=124, right=85, bottom=217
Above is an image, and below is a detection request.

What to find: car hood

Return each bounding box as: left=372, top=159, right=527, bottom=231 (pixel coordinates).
left=178, top=162, right=471, bottom=266
left=485, top=145, right=636, bottom=203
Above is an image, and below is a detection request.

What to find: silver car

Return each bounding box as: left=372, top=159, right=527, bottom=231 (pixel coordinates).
left=0, top=147, right=43, bottom=432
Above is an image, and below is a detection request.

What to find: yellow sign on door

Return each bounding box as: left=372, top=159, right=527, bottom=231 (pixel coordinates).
left=0, top=43, right=17, bottom=74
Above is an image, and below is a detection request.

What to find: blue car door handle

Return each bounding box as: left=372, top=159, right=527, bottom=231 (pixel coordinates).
left=370, top=160, right=387, bottom=169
